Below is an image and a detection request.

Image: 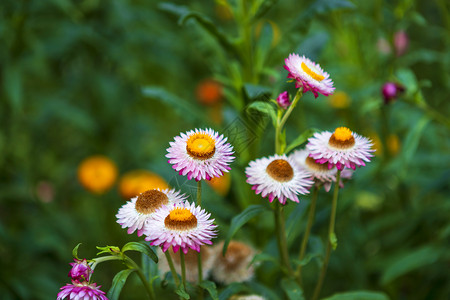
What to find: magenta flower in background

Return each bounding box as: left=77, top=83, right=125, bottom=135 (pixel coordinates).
left=69, top=259, right=92, bottom=283
left=276, top=91, right=291, bottom=109
left=57, top=281, right=108, bottom=300
left=394, top=30, right=409, bottom=56
left=382, top=82, right=405, bottom=104
left=284, top=53, right=335, bottom=98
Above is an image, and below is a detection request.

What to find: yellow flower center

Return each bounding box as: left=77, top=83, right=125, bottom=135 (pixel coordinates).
left=328, top=127, right=355, bottom=149
left=164, top=208, right=198, bottom=231
left=186, top=133, right=216, bottom=160
left=301, top=62, right=325, bottom=81
left=135, top=189, right=169, bottom=214
left=266, top=159, right=294, bottom=182
left=305, top=156, right=330, bottom=172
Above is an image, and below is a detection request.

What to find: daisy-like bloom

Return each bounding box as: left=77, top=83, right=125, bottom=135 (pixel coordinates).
left=245, top=154, right=313, bottom=205
left=284, top=53, right=335, bottom=98
left=307, top=127, right=375, bottom=171
left=211, top=241, right=256, bottom=285
left=166, top=128, right=234, bottom=181
left=144, top=201, right=217, bottom=254
left=289, top=149, right=353, bottom=192
left=157, top=246, right=215, bottom=283
left=116, top=188, right=187, bottom=237
left=57, top=281, right=108, bottom=300
left=69, top=259, right=92, bottom=283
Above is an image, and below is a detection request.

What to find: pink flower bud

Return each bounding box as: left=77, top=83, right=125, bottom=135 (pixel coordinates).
left=69, top=259, right=92, bottom=283
left=382, top=82, right=405, bottom=104
left=276, top=91, right=290, bottom=109
left=394, top=30, right=409, bottom=56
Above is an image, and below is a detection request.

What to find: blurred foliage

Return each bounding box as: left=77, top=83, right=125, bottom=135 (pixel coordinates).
left=1, top=0, right=449, bottom=299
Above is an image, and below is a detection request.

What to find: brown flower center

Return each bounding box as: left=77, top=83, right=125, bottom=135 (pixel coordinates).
left=305, top=156, right=330, bottom=172
left=219, top=241, right=253, bottom=272
left=266, top=159, right=294, bottom=182
left=328, top=127, right=355, bottom=149
left=135, top=189, right=169, bottom=214
left=164, top=208, right=198, bottom=231
left=186, top=133, right=216, bottom=160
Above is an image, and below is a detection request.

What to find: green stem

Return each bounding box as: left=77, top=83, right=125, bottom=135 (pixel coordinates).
left=274, top=202, right=294, bottom=276
left=196, top=180, right=204, bottom=300
left=279, top=89, right=303, bottom=130
left=164, top=251, right=181, bottom=288
left=90, top=255, right=122, bottom=271
left=124, top=255, right=155, bottom=300
left=296, top=185, right=319, bottom=284
left=180, top=252, right=187, bottom=291
left=312, top=170, right=341, bottom=300
left=275, top=88, right=303, bottom=154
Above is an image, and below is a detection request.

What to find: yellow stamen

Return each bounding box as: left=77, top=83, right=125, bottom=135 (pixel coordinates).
left=329, top=127, right=355, bottom=149
left=165, top=208, right=198, bottom=230
left=301, top=62, right=325, bottom=81
left=186, top=133, right=216, bottom=160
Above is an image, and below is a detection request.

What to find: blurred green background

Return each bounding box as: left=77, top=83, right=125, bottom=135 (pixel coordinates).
left=1, top=0, right=449, bottom=299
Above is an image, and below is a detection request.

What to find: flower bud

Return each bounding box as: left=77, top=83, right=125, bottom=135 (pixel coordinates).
left=276, top=91, right=290, bottom=109
left=381, top=82, right=404, bottom=104
left=68, top=259, right=92, bottom=283
left=394, top=30, right=409, bottom=56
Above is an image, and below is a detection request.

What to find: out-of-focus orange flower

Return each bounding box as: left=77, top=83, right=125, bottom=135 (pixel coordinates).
left=196, top=79, right=223, bottom=105
left=206, top=172, right=231, bottom=196
left=387, top=134, right=400, bottom=156
left=329, top=91, right=351, bottom=109
left=119, top=170, right=169, bottom=199
left=370, top=133, right=383, bottom=156
left=78, top=156, right=118, bottom=194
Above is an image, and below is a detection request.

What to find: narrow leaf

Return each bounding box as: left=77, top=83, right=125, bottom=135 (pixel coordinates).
left=72, top=243, right=82, bottom=260
left=107, top=269, right=136, bottom=300
left=122, top=242, right=158, bottom=263
left=281, top=278, right=305, bottom=300
left=246, top=101, right=277, bottom=126
left=199, top=280, right=219, bottom=300
left=285, top=128, right=318, bottom=154
left=175, top=286, right=190, bottom=299
left=322, top=290, right=390, bottom=300
left=223, top=205, right=269, bottom=256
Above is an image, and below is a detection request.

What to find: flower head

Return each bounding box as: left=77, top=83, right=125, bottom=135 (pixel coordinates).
left=166, top=128, right=234, bottom=181
left=196, top=79, right=223, bottom=105
left=116, top=188, right=187, bottom=236
left=144, top=201, right=217, bottom=254
left=69, top=259, right=92, bottom=283
left=57, top=281, right=108, bottom=300
left=307, top=127, right=375, bottom=171
left=382, top=82, right=405, bottom=104
left=289, top=149, right=353, bottom=192
left=284, top=53, right=335, bottom=98
left=212, top=241, right=256, bottom=284
left=276, top=91, right=291, bottom=109
left=77, top=156, right=117, bottom=194
left=119, top=170, right=169, bottom=199
left=245, top=154, right=313, bottom=205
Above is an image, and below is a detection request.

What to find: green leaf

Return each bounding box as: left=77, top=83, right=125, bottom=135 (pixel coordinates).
left=122, top=242, right=158, bottom=263
left=175, top=286, right=190, bottom=299
left=246, top=101, right=277, bottom=126
left=329, top=232, right=338, bottom=250
left=199, top=280, right=219, bottom=300
left=322, top=291, right=390, bottom=300
left=292, top=252, right=321, bottom=267
left=107, top=269, right=136, bottom=300
left=96, top=246, right=121, bottom=256
left=72, top=243, right=82, bottom=260
left=252, top=0, right=279, bottom=21
left=219, top=282, right=248, bottom=300
left=142, top=86, right=205, bottom=123
left=381, top=246, right=442, bottom=285
left=249, top=252, right=280, bottom=267
left=396, top=68, right=418, bottom=96
left=281, top=278, right=305, bottom=300
left=222, top=205, right=269, bottom=256
left=285, top=128, right=318, bottom=153
left=243, top=84, right=272, bottom=101
left=158, top=2, right=237, bottom=56
left=401, top=116, right=429, bottom=167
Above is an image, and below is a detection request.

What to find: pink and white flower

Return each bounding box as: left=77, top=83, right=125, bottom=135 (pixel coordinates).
left=116, top=188, right=186, bottom=236
left=57, top=281, right=108, bottom=300
left=245, top=154, right=313, bottom=205
left=307, top=127, right=375, bottom=171
left=144, top=201, right=217, bottom=254
left=284, top=53, right=335, bottom=98
left=166, top=128, right=234, bottom=181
